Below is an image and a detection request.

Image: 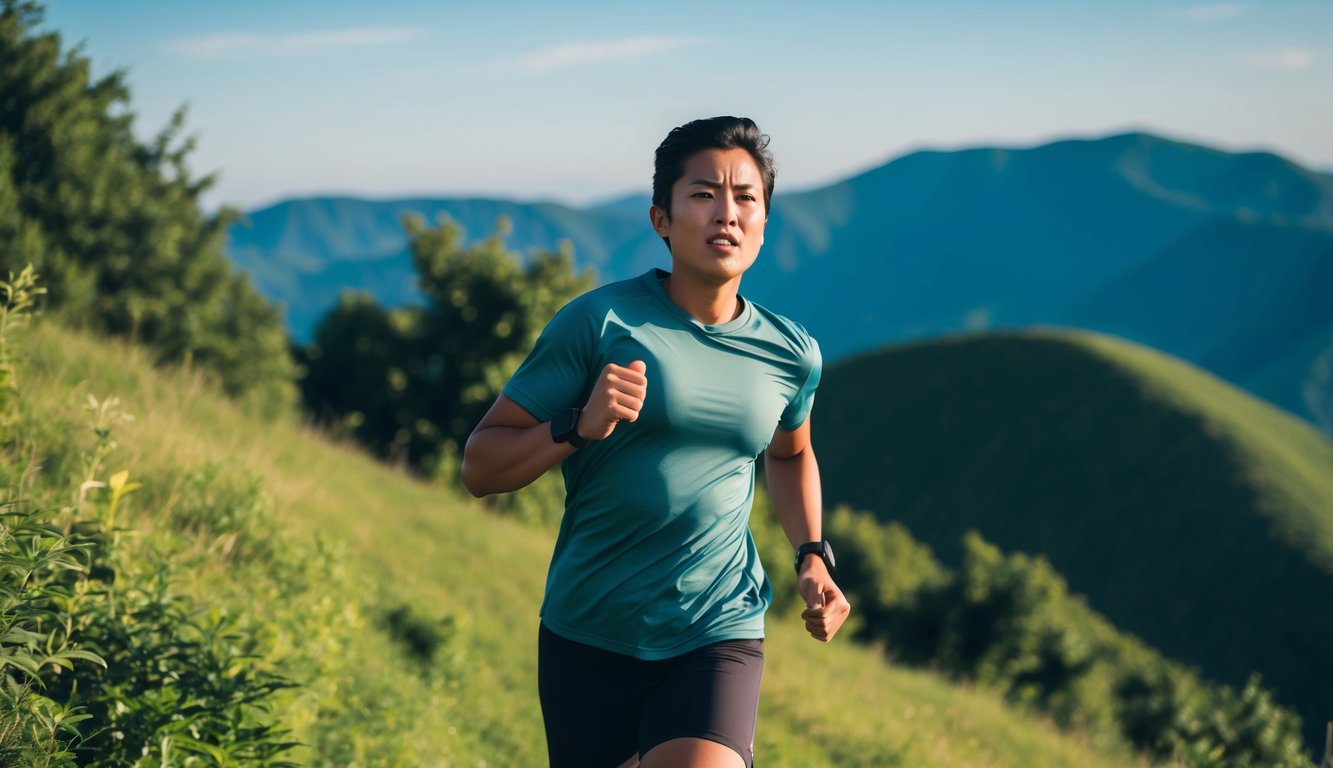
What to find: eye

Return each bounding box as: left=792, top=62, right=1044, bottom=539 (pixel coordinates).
left=691, top=191, right=714, bottom=199
left=737, top=193, right=757, bottom=202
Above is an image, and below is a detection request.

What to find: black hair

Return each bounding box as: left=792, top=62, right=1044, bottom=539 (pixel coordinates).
left=651, top=116, right=776, bottom=218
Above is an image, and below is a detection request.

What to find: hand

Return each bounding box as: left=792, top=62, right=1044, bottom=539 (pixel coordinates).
left=578, top=360, right=647, bottom=441
left=798, top=558, right=851, bottom=643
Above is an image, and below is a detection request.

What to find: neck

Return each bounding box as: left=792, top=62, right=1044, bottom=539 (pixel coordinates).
left=661, top=271, right=741, bottom=325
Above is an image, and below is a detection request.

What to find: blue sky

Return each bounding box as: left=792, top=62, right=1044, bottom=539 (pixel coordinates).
left=41, top=0, right=1333, bottom=211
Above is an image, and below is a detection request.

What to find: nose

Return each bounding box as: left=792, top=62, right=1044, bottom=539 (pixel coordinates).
left=713, top=195, right=738, bottom=226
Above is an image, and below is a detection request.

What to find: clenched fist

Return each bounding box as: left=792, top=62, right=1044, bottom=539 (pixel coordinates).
left=578, top=360, right=647, bottom=441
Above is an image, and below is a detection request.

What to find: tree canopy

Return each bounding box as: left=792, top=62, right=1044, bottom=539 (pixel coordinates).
left=298, top=214, right=594, bottom=475
left=0, top=0, right=295, bottom=409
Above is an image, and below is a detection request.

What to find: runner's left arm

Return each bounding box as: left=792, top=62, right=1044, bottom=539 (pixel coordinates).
left=765, top=420, right=851, bottom=643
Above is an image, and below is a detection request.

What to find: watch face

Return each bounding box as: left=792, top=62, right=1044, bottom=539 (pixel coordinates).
left=796, top=540, right=835, bottom=575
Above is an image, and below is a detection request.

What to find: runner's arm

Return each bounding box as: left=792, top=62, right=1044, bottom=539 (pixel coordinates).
left=462, top=361, right=648, bottom=497
left=765, top=420, right=851, bottom=642
left=461, top=394, right=575, bottom=497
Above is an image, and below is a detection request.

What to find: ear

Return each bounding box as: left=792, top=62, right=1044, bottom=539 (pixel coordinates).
left=649, top=205, right=670, bottom=238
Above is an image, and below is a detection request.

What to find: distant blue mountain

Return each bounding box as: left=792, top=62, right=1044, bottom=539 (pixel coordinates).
left=225, top=132, right=1333, bottom=428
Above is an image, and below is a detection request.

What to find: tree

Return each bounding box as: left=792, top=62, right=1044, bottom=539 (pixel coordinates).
left=0, top=0, right=296, bottom=410
left=298, top=214, right=594, bottom=475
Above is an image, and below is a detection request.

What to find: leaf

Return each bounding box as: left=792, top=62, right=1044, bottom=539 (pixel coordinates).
left=51, top=649, right=107, bottom=668
left=1, top=626, right=48, bottom=645
left=170, top=734, right=228, bottom=763
left=0, top=651, right=43, bottom=677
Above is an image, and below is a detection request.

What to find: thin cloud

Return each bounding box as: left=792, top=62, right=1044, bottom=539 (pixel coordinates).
left=166, top=27, right=425, bottom=58
left=1241, top=47, right=1315, bottom=71
left=510, top=35, right=707, bottom=74
left=1173, top=3, right=1248, bottom=21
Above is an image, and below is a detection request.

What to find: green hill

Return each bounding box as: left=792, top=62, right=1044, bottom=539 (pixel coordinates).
left=812, top=329, right=1333, bottom=748
left=9, top=319, right=1147, bottom=765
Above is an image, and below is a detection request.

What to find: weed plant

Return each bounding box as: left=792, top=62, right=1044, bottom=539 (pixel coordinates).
left=1, top=268, right=301, bottom=765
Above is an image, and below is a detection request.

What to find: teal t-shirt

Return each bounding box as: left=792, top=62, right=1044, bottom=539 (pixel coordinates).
left=503, top=268, right=822, bottom=660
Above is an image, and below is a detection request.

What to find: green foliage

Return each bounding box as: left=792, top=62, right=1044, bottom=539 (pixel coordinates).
left=0, top=269, right=300, bottom=765
left=0, top=501, right=102, bottom=766
left=824, top=504, right=947, bottom=658
left=0, top=265, right=45, bottom=432
left=298, top=213, right=594, bottom=476
left=0, top=0, right=296, bottom=411
left=824, top=502, right=1314, bottom=766
left=46, top=458, right=300, bottom=766
left=0, top=268, right=104, bottom=766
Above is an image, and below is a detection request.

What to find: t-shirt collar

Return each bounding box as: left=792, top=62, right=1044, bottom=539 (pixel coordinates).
left=643, top=268, right=753, bottom=335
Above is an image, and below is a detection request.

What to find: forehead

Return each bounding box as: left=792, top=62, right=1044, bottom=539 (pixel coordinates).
left=678, top=147, right=763, bottom=186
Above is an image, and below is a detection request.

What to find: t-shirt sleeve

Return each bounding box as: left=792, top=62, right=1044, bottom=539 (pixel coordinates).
left=778, top=334, right=822, bottom=431
left=502, top=299, right=599, bottom=422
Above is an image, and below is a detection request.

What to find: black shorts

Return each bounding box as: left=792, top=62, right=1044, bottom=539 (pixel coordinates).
left=537, top=623, right=764, bottom=767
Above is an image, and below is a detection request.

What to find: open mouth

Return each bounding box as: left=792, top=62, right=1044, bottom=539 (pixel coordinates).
left=708, top=235, right=739, bottom=247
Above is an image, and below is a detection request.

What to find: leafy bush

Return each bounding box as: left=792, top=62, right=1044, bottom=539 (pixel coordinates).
left=297, top=215, right=594, bottom=475
left=1, top=267, right=301, bottom=765
left=823, top=504, right=1315, bottom=766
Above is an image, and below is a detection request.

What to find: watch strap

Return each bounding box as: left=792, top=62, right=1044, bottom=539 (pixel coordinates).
left=551, top=408, right=588, bottom=449
left=795, top=540, right=836, bottom=576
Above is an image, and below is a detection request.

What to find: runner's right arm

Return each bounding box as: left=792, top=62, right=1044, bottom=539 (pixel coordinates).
left=461, top=361, right=647, bottom=497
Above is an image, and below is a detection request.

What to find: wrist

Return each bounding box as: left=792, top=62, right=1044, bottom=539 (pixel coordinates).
left=574, top=409, right=594, bottom=443
left=794, top=540, right=836, bottom=577
left=550, top=408, right=588, bottom=449
left=798, top=553, right=828, bottom=577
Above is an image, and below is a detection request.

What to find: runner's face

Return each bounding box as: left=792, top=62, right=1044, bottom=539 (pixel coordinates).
left=651, top=148, right=767, bottom=286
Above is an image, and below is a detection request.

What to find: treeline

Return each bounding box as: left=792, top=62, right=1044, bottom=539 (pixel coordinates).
left=295, top=215, right=593, bottom=475
left=0, top=1, right=293, bottom=413
left=2, top=0, right=589, bottom=476
left=750, top=500, right=1316, bottom=767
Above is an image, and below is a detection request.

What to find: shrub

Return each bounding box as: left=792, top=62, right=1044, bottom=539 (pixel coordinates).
left=825, top=504, right=1315, bottom=766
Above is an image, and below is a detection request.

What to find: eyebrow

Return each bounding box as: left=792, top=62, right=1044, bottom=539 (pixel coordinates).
left=688, top=179, right=759, bottom=191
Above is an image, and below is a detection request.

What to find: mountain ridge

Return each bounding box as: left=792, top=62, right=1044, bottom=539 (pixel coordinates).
left=225, top=130, right=1333, bottom=429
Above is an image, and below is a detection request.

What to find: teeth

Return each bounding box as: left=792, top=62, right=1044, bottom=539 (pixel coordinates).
left=710, top=238, right=734, bottom=245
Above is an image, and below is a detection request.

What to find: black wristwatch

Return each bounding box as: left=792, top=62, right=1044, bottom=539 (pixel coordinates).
left=550, top=408, right=588, bottom=449
left=795, top=540, right=836, bottom=576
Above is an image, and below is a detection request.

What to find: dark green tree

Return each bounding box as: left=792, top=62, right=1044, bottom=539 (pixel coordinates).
left=298, top=214, right=594, bottom=474
left=0, top=0, right=295, bottom=411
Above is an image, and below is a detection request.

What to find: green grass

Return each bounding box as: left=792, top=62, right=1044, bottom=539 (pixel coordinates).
left=813, top=327, right=1333, bottom=750
left=10, top=319, right=1151, bottom=765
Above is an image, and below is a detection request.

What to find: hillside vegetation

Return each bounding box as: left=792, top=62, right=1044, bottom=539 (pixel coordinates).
left=813, top=328, right=1333, bottom=749
left=4, top=318, right=1151, bottom=765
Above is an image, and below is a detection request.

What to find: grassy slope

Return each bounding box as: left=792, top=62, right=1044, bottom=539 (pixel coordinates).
left=813, top=328, right=1333, bottom=748
left=17, top=320, right=1145, bottom=767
